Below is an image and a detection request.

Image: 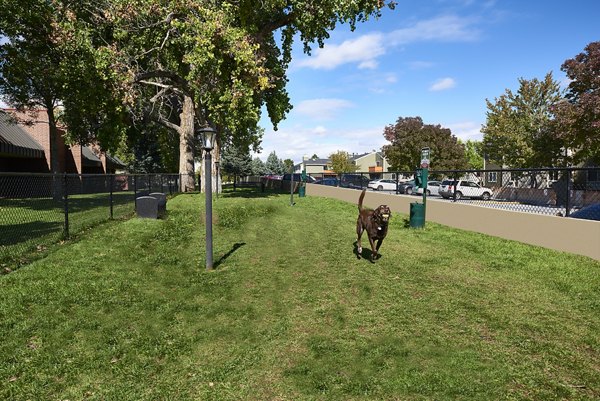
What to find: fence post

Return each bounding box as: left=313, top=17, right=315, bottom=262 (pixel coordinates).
left=63, top=173, right=69, bottom=239
left=565, top=168, right=571, bottom=217
left=109, top=174, right=114, bottom=219
left=133, top=175, right=137, bottom=212
left=452, top=173, right=459, bottom=202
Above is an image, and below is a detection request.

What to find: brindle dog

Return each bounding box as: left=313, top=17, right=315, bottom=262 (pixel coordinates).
left=356, top=189, right=391, bottom=262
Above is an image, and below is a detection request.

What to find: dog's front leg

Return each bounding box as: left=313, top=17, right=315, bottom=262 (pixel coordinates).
left=368, top=236, right=377, bottom=262
left=375, top=238, right=384, bottom=259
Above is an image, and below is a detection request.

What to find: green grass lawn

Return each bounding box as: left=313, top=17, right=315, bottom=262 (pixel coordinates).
left=1, top=189, right=599, bottom=400
left=0, top=191, right=135, bottom=267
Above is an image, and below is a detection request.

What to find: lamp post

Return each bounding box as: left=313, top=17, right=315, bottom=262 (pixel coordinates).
left=198, top=126, right=217, bottom=270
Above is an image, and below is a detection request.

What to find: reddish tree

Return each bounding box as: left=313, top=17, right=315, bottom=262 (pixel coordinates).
left=553, top=41, right=600, bottom=164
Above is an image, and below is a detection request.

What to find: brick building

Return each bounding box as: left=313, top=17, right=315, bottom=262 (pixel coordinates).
left=0, top=109, right=124, bottom=174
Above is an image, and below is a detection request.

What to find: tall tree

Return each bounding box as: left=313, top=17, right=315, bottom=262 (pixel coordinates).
left=382, top=116, right=467, bottom=171
left=59, top=0, right=396, bottom=193
left=482, top=73, right=563, bottom=168
left=552, top=41, right=600, bottom=164
left=265, top=151, right=285, bottom=174
left=251, top=157, right=267, bottom=176
left=461, top=139, right=484, bottom=169
left=221, top=144, right=252, bottom=184
left=283, top=159, right=294, bottom=173
left=0, top=1, right=68, bottom=177
left=329, top=151, right=358, bottom=173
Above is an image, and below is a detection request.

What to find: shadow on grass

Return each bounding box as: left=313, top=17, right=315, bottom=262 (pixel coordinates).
left=219, top=187, right=284, bottom=199
left=352, top=241, right=383, bottom=263
left=2, top=192, right=134, bottom=213
left=214, top=242, right=246, bottom=269
left=0, top=221, right=63, bottom=247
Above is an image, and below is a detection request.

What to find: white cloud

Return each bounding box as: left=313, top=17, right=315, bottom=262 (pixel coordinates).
left=296, top=14, right=481, bottom=72
left=429, top=77, right=457, bottom=91
left=389, top=15, right=482, bottom=45
left=295, top=98, right=355, bottom=121
left=444, top=121, right=483, bottom=141
left=254, top=124, right=387, bottom=163
left=296, top=33, right=385, bottom=70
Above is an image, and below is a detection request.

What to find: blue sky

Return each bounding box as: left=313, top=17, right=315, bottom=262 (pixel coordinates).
left=256, top=0, right=600, bottom=163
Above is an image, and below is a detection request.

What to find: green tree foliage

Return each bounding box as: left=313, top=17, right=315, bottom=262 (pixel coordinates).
left=382, top=117, right=467, bottom=171
left=0, top=1, right=70, bottom=175
left=552, top=41, right=600, bottom=164
left=283, top=159, right=294, bottom=173
left=58, top=0, right=395, bottom=190
left=122, top=123, right=179, bottom=173
left=265, top=151, right=285, bottom=174
left=461, top=140, right=484, bottom=169
left=482, top=73, right=563, bottom=168
left=251, top=157, right=267, bottom=176
left=310, top=154, right=319, bottom=160
left=329, top=151, right=358, bottom=173
left=221, top=145, right=252, bottom=181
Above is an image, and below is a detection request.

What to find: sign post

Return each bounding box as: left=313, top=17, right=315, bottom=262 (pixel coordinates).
left=420, top=147, right=430, bottom=219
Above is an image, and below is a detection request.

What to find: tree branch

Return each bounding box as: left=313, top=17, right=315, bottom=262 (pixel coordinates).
left=155, top=114, right=181, bottom=133
left=134, top=70, right=191, bottom=95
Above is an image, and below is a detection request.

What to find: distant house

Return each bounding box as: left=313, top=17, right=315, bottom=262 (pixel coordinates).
left=294, top=151, right=391, bottom=178
left=0, top=109, right=125, bottom=174
left=349, top=152, right=390, bottom=173
left=295, top=157, right=336, bottom=177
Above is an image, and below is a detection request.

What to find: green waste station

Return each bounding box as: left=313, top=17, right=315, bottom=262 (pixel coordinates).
left=409, top=147, right=430, bottom=229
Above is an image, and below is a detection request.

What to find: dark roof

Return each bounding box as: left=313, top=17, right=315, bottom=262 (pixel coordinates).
left=304, top=158, right=331, bottom=165
left=81, top=146, right=102, bottom=166
left=106, top=153, right=126, bottom=168
left=0, top=111, right=45, bottom=158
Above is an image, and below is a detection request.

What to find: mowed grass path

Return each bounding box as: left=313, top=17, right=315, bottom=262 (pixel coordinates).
left=1, top=190, right=599, bottom=400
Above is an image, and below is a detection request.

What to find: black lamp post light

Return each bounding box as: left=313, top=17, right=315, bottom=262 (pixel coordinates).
left=198, top=126, right=217, bottom=270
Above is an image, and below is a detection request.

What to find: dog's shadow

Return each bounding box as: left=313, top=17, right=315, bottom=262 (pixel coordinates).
left=352, top=241, right=381, bottom=263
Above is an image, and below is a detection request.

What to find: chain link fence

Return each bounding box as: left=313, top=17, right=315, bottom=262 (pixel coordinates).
left=1, top=173, right=194, bottom=270
left=309, top=167, right=600, bottom=218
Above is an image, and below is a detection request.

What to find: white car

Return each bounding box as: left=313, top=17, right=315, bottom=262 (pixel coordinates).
left=367, top=179, right=397, bottom=191
left=416, top=180, right=441, bottom=196
left=439, top=180, right=493, bottom=200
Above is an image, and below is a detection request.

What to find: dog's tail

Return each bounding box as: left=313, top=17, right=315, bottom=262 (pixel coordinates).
left=358, top=189, right=366, bottom=211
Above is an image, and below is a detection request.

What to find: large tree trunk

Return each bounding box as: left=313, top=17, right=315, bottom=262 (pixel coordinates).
left=179, top=94, right=196, bottom=192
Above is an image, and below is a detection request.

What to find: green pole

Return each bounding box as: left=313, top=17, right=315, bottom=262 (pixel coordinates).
left=422, top=168, right=428, bottom=224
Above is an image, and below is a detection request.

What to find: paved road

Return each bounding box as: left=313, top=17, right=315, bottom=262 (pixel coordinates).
left=364, top=188, right=570, bottom=216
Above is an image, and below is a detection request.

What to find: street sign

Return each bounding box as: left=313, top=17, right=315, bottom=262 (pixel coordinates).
left=420, top=147, right=430, bottom=168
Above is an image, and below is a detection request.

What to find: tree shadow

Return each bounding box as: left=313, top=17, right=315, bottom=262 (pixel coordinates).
left=0, top=220, right=63, bottom=246
left=214, top=242, right=246, bottom=268
left=219, top=187, right=283, bottom=199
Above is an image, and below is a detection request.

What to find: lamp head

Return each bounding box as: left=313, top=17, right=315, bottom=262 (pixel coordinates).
left=198, top=126, right=217, bottom=151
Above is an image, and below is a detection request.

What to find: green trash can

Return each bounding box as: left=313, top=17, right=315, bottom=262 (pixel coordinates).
left=298, top=183, right=306, bottom=197
left=410, top=202, right=425, bottom=228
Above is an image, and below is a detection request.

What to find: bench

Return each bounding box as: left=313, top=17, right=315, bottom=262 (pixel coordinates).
left=136, top=192, right=167, bottom=219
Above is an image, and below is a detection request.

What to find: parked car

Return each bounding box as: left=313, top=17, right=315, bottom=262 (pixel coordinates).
left=368, top=179, right=397, bottom=191
left=316, top=177, right=339, bottom=186
left=569, top=203, right=600, bottom=221
left=340, top=174, right=371, bottom=189
left=416, top=180, right=441, bottom=196
left=398, top=180, right=416, bottom=194
left=282, top=173, right=317, bottom=183
left=439, top=180, right=493, bottom=200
